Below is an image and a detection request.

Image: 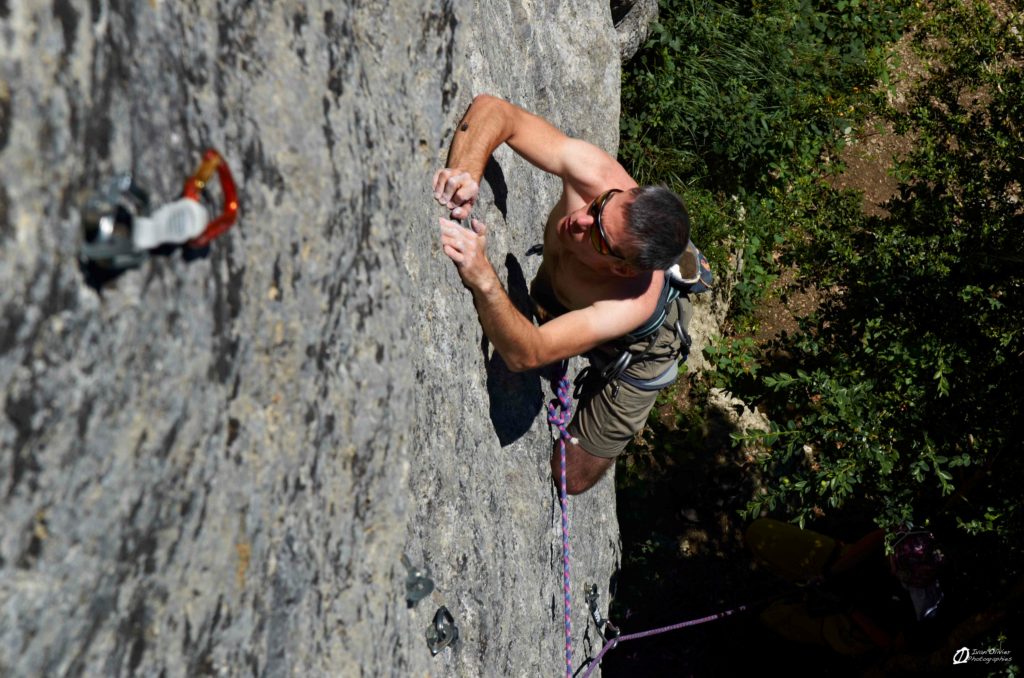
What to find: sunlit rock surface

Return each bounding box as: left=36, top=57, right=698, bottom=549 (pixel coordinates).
left=0, top=2, right=623, bottom=676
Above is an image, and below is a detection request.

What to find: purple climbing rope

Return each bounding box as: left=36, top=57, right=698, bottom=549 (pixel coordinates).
left=580, top=604, right=749, bottom=678
left=546, top=369, right=748, bottom=677
left=546, top=374, right=575, bottom=678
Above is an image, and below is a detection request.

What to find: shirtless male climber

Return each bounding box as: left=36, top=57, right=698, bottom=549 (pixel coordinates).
left=433, top=94, right=694, bottom=495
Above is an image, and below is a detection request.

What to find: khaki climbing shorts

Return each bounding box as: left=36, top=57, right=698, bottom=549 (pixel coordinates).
left=568, top=297, right=690, bottom=458
left=530, top=269, right=692, bottom=459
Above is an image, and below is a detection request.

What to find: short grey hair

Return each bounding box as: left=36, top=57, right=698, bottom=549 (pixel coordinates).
left=623, top=185, right=690, bottom=270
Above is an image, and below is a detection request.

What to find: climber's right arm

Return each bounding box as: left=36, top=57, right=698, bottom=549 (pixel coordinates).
left=438, top=215, right=652, bottom=371
left=432, top=94, right=627, bottom=219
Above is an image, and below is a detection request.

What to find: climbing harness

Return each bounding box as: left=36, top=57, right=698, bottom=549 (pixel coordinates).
left=574, top=241, right=713, bottom=401
left=575, top=324, right=688, bottom=402
left=80, top=148, right=239, bottom=271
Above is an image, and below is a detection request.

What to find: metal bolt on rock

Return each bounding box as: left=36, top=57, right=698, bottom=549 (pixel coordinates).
left=401, top=555, right=435, bottom=608
left=425, top=606, right=459, bottom=656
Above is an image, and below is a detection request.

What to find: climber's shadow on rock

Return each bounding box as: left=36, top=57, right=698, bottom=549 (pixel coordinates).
left=483, top=253, right=544, bottom=446
left=80, top=261, right=128, bottom=291
left=80, top=243, right=212, bottom=292
left=483, top=156, right=508, bottom=221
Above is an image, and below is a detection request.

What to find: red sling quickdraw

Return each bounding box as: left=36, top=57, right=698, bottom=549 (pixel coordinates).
left=183, top=148, right=239, bottom=248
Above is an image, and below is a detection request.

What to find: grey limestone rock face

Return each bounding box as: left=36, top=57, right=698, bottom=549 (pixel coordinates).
left=613, top=0, right=660, bottom=63
left=1, top=1, right=621, bottom=677
left=403, top=4, right=624, bottom=676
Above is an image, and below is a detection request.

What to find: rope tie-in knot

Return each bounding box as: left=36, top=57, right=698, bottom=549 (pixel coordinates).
left=547, top=372, right=575, bottom=678
left=546, top=376, right=577, bottom=443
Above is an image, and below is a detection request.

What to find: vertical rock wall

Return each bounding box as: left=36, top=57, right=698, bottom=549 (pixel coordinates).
left=404, top=4, right=623, bottom=676
left=1, top=1, right=621, bottom=676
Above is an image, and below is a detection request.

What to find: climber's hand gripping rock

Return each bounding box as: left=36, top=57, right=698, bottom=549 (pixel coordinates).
left=432, top=168, right=479, bottom=220
left=438, top=217, right=497, bottom=293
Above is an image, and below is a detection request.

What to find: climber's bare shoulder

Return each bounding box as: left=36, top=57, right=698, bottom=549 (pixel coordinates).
left=486, top=94, right=634, bottom=198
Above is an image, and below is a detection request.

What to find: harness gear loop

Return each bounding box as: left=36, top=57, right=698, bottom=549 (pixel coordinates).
left=183, top=148, right=239, bottom=248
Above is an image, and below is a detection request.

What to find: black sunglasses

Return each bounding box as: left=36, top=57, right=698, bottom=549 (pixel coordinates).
left=588, top=189, right=625, bottom=259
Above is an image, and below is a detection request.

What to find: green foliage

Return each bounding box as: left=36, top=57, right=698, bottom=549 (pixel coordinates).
left=727, top=194, right=788, bottom=317
left=625, top=0, right=1023, bottom=550
left=617, top=0, right=1023, bottom=662
left=620, top=0, right=915, bottom=329
left=738, top=2, right=1024, bottom=551
left=704, top=335, right=760, bottom=388
left=621, top=0, right=912, bottom=191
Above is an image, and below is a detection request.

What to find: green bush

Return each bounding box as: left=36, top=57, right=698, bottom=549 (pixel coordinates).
left=621, top=0, right=911, bottom=192
left=616, top=0, right=1023, bottom=662
left=742, top=1, right=1024, bottom=551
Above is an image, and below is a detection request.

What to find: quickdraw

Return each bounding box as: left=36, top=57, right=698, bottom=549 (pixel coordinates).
left=79, top=147, right=239, bottom=272
left=182, top=148, right=239, bottom=249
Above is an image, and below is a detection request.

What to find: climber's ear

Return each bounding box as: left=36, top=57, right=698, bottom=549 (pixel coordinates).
left=610, top=260, right=636, bottom=277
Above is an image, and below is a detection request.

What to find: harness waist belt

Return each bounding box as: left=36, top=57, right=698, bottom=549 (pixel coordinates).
left=616, top=358, right=680, bottom=391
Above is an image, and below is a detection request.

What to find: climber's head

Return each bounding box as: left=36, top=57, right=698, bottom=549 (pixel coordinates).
left=890, top=527, right=945, bottom=621
left=620, top=185, right=690, bottom=271
left=566, top=185, right=689, bottom=275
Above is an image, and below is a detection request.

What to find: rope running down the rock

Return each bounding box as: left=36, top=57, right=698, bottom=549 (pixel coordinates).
left=546, top=374, right=576, bottom=678
left=580, top=604, right=748, bottom=678
left=547, top=369, right=749, bottom=678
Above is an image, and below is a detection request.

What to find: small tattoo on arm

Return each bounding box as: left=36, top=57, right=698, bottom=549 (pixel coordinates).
left=459, top=122, right=469, bottom=132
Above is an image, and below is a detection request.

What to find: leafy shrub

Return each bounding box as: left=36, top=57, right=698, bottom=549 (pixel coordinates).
left=621, top=0, right=911, bottom=192
left=616, top=0, right=1023, bottom=664
left=742, top=2, right=1024, bottom=550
